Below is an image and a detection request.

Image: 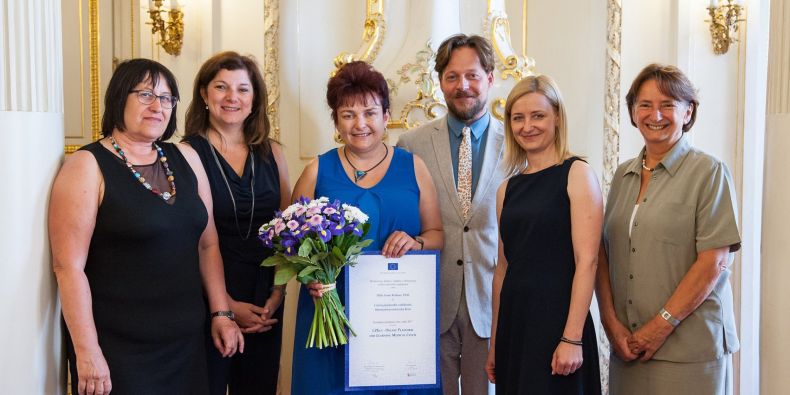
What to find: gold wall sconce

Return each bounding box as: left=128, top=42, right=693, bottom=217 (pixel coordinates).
left=148, top=0, right=184, bottom=56
left=706, top=0, right=744, bottom=55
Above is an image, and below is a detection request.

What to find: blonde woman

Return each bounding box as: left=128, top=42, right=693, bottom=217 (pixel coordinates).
left=486, top=75, right=602, bottom=394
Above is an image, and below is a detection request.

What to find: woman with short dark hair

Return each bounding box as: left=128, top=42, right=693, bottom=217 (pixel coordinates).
left=50, top=58, right=243, bottom=395
left=289, top=60, right=444, bottom=394
left=597, top=63, right=741, bottom=394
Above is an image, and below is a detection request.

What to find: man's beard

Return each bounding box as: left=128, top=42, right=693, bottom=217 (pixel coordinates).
left=446, top=92, right=487, bottom=121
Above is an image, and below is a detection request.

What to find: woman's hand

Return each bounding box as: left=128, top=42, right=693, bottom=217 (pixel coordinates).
left=306, top=282, right=334, bottom=298
left=604, top=319, right=639, bottom=362
left=485, top=346, right=496, bottom=383
left=627, top=315, right=674, bottom=361
left=76, top=350, right=111, bottom=395
left=381, top=230, right=419, bottom=258
left=230, top=298, right=269, bottom=333
left=254, top=290, right=285, bottom=333
left=551, top=341, right=583, bottom=376
left=211, top=317, right=245, bottom=357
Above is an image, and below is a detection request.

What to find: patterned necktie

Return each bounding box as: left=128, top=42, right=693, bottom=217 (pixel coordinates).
left=457, top=126, right=473, bottom=220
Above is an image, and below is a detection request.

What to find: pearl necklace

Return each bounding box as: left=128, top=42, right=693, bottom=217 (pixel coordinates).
left=110, top=136, right=176, bottom=201
left=641, top=154, right=656, bottom=172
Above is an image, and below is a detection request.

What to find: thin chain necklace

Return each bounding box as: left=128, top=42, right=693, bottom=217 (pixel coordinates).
left=641, top=154, right=656, bottom=172
left=209, top=142, right=256, bottom=240
left=343, top=143, right=389, bottom=183
left=110, top=136, right=176, bottom=201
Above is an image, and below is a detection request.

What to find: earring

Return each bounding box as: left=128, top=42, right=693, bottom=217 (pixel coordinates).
left=205, top=105, right=209, bottom=110
left=382, top=127, right=389, bottom=142
left=333, top=129, right=344, bottom=144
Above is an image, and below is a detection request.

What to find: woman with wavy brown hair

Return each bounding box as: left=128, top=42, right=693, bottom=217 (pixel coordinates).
left=184, top=51, right=291, bottom=395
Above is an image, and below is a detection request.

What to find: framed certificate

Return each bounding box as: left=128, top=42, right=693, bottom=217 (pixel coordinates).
left=344, top=251, right=440, bottom=391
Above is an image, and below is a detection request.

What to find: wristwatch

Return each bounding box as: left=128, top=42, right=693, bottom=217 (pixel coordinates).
left=210, top=310, right=235, bottom=321
left=659, top=308, right=680, bottom=327
left=414, top=236, right=425, bottom=250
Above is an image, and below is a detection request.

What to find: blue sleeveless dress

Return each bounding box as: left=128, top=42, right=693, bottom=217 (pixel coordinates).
left=291, top=147, right=441, bottom=395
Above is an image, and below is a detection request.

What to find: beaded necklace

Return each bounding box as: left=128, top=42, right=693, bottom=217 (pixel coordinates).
left=641, top=154, right=656, bottom=172
left=110, top=136, right=176, bottom=201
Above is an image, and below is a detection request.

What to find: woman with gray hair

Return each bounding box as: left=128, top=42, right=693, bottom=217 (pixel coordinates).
left=596, top=63, right=741, bottom=394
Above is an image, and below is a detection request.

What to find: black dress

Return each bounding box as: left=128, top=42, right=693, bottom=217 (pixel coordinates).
left=67, top=141, right=209, bottom=395
left=185, top=135, right=282, bottom=395
left=496, top=157, right=601, bottom=395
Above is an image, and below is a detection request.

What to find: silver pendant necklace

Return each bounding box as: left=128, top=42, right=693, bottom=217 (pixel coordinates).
left=209, top=142, right=255, bottom=240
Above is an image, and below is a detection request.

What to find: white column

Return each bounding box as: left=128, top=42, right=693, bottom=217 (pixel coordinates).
left=761, top=0, right=790, bottom=393
left=0, top=0, right=65, bottom=393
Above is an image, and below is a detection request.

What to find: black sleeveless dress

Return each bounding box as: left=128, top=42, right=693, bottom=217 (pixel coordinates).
left=66, top=141, right=209, bottom=395
left=496, top=157, right=601, bottom=395
left=185, top=135, right=282, bottom=395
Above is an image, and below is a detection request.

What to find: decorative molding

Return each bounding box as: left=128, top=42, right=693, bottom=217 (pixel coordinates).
left=602, top=0, right=621, bottom=199
left=332, top=0, right=386, bottom=73
left=65, top=0, right=101, bottom=154
left=89, top=0, right=101, bottom=141
left=263, top=0, right=281, bottom=140
left=386, top=41, right=446, bottom=129
left=485, top=0, right=536, bottom=122
left=767, top=0, right=790, bottom=114
left=485, top=10, right=536, bottom=82
left=599, top=1, right=622, bottom=392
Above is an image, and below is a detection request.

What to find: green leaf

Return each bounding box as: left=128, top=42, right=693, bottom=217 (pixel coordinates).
left=274, top=264, right=298, bottom=285
left=298, top=238, right=315, bottom=257
left=261, top=254, right=287, bottom=267
left=358, top=238, right=373, bottom=248
left=284, top=255, right=312, bottom=266
left=298, top=265, right=319, bottom=278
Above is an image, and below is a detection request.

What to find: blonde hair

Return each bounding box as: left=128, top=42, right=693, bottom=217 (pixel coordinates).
left=503, top=75, right=572, bottom=176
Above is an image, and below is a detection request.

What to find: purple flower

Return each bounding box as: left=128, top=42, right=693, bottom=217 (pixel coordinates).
left=286, top=220, right=300, bottom=231
left=328, top=219, right=345, bottom=236
left=318, top=229, right=332, bottom=242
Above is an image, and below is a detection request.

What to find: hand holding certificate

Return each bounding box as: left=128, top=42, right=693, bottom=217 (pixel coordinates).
left=345, top=251, right=440, bottom=391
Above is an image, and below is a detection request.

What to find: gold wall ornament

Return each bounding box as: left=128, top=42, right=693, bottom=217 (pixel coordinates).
left=66, top=0, right=102, bottom=154
left=386, top=41, right=446, bottom=129
left=706, top=0, right=745, bottom=55
left=147, top=0, right=184, bottom=56
left=263, top=0, right=281, bottom=140
left=485, top=0, right=536, bottom=122
left=332, top=0, right=386, bottom=75
left=484, top=9, right=536, bottom=82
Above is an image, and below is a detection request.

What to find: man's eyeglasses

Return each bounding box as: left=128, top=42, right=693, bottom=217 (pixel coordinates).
left=129, top=90, right=178, bottom=109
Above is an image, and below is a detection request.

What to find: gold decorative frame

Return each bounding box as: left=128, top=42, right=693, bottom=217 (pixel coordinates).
left=263, top=0, right=280, bottom=140
left=386, top=41, right=446, bottom=129
left=332, top=0, right=386, bottom=73
left=485, top=0, right=536, bottom=121
left=65, top=0, right=101, bottom=154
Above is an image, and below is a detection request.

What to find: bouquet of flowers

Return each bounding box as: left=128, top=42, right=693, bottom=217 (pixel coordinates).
left=259, top=196, right=372, bottom=349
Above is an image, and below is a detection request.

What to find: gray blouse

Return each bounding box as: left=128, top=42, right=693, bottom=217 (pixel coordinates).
left=603, top=134, right=741, bottom=362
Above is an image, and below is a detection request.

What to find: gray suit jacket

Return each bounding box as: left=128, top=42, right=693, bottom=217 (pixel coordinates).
left=397, top=115, right=506, bottom=338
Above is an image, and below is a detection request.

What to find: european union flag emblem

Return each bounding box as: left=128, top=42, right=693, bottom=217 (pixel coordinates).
left=387, top=262, right=398, bottom=270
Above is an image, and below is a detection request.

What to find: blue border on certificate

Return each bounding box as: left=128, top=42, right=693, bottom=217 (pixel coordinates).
left=343, top=250, right=441, bottom=392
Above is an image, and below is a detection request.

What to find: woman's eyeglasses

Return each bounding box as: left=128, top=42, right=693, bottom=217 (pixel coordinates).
left=130, top=90, right=178, bottom=109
